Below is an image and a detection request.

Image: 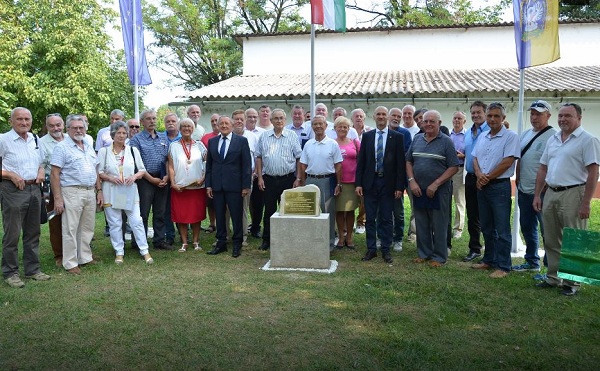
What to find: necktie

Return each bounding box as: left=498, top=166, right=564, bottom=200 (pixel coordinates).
left=219, top=136, right=227, bottom=159
left=376, top=131, right=384, bottom=172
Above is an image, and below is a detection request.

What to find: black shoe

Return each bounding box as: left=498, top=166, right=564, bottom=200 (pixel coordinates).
left=251, top=231, right=262, bottom=239
left=232, top=247, right=241, bottom=258
left=104, top=227, right=110, bottom=237
left=259, top=241, right=270, bottom=251
left=154, top=242, right=175, bottom=251
left=361, top=250, right=377, bottom=261
left=462, top=252, right=481, bottom=262
left=207, top=244, right=227, bottom=255
left=561, top=286, right=578, bottom=296
left=382, top=252, right=393, bottom=263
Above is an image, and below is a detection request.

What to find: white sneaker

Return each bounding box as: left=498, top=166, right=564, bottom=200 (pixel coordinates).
left=393, top=241, right=403, bottom=252
left=376, top=239, right=381, bottom=248
left=124, top=232, right=132, bottom=241
left=147, top=227, right=154, bottom=239
left=355, top=225, right=365, bottom=234
left=452, top=230, right=462, bottom=239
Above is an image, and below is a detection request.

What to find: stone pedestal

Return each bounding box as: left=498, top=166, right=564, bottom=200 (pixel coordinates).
left=270, top=212, right=330, bottom=269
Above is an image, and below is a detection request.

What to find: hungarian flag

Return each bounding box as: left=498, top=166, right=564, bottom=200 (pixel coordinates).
left=311, top=0, right=346, bottom=32
left=513, top=0, right=560, bottom=69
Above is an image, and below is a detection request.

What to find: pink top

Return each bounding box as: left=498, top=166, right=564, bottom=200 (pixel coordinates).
left=338, top=139, right=360, bottom=183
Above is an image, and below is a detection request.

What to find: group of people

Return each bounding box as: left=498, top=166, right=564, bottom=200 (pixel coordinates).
left=1, top=101, right=599, bottom=296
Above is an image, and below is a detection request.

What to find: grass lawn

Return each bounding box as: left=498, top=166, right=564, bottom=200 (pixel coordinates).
left=1, top=199, right=600, bottom=370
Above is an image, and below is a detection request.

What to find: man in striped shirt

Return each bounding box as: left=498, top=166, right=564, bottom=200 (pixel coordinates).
left=255, top=109, right=302, bottom=251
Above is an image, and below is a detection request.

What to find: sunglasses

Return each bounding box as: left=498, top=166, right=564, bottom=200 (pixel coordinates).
left=46, top=113, right=62, bottom=118
left=129, top=125, right=140, bottom=129
left=530, top=102, right=549, bottom=109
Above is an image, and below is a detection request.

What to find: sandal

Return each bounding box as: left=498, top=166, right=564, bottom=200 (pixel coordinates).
left=143, top=254, right=154, bottom=264
left=115, top=255, right=124, bottom=264
left=205, top=225, right=215, bottom=234
left=179, top=244, right=188, bottom=253
left=193, top=242, right=202, bottom=251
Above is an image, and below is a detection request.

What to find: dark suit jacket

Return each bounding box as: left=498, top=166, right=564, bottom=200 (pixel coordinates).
left=355, top=128, right=406, bottom=193
left=205, top=133, right=252, bottom=192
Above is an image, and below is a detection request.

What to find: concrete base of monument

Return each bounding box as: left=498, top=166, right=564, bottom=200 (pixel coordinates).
left=261, top=260, right=338, bottom=274
left=268, top=212, right=331, bottom=269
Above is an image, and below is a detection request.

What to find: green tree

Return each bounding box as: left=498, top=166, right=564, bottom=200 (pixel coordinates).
left=560, top=0, right=600, bottom=19
left=347, top=0, right=510, bottom=27
left=0, top=0, right=135, bottom=133
left=144, top=0, right=308, bottom=90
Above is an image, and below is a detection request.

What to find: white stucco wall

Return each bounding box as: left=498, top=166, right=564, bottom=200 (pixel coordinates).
left=242, top=23, right=600, bottom=75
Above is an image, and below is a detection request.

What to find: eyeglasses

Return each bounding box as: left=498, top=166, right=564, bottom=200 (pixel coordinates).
left=69, top=126, right=85, bottom=131
left=129, top=125, right=140, bottom=129
left=46, top=113, right=62, bottom=118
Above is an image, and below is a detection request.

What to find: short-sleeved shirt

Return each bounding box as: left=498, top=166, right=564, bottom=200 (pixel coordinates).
left=242, top=130, right=258, bottom=170
left=40, top=134, right=62, bottom=176
left=300, top=136, right=343, bottom=175
left=255, top=128, right=302, bottom=176
left=51, top=136, right=98, bottom=187
left=401, top=124, right=421, bottom=140
left=129, top=130, right=169, bottom=176
left=407, top=132, right=459, bottom=189
left=518, top=126, right=556, bottom=194
left=285, top=123, right=310, bottom=144
left=472, top=125, right=520, bottom=179
left=0, top=129, right=43, bottom=180
left=541, top=126, right=600, bottom=187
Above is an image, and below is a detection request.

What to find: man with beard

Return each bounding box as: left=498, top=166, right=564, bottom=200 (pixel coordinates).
left=51, top=114, right=103, bottom=274
left=187, top=104, right=205, bottom=141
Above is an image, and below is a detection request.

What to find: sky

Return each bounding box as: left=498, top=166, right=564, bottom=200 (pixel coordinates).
left=110, top=0, right=510, bottom=109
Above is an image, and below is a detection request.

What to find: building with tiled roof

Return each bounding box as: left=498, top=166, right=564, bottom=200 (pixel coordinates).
left=173, top=20, right=600, bottom=138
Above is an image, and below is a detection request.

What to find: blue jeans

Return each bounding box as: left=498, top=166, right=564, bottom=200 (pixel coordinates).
left=517, top=191, right=542, bottom=268
left=477, top=180, right=512, bottom=272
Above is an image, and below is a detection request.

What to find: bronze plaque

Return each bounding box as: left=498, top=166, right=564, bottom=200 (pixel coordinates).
left=283, top=191, right=318, bottom=215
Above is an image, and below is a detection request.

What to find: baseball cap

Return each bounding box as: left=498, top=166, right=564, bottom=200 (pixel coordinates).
left=528, top=100, right=551, bottom=112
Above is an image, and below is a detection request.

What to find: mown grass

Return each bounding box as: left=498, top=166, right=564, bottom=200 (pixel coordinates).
left=1, top=199, right=599, bottom=370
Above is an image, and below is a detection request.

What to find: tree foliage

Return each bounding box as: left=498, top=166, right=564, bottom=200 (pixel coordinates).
left=347, top=0, right=510, bottom=27
left=0, top=0, right=135, bottom=133
left=144, top=0, right=309, bottom=90
left=560, top=0, right=600, bottom=19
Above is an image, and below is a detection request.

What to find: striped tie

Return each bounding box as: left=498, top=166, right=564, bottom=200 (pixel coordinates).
left=376, top=131, right=384, bottom=172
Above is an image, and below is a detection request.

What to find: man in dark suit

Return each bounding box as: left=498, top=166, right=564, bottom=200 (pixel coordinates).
left=355, top=106, right=406, bottom=263
left=205, top=115, right=252, bottom=258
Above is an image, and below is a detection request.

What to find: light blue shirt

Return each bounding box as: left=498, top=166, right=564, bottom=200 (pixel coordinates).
left=472, top=125, right=520, bottom=179
left=464, top=122, right=489, bottom=173
left=51, top=136, right=98, bottom=187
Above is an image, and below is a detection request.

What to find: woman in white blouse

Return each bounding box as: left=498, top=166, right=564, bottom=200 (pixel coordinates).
left=167, top=118, right=208, bottom=252
left=98, top=121, right=153, bottom=264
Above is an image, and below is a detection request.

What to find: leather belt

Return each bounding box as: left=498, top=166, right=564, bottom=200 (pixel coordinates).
left=466, top=172, right=476, bottom=177
left=148, top=172, right=161, bottom=178
left=488, top=178, right=510, bottom=184
left=457, top=164, right=464, bottom=167
left=264, top=173, right=294, bottom=179
left=24, top=180, right=37, bottom=185
left=375, top=172, right=384, bottom=178
left=548, top=183, right=585, bottom=192
left=306, top=173, right=333, bottom=179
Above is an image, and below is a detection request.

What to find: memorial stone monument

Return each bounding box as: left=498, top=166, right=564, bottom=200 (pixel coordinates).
left=268, top=185, right=332, bottom=270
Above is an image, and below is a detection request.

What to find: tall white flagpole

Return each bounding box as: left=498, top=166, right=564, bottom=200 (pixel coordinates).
left=512, top=68, right=526, bottom=253
left=310, top=24, right=316, bottom=119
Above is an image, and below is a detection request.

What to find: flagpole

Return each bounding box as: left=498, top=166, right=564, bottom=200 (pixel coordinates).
left=310, top=24, right=316, bottom=119
left=511, top=67, right=526, bottom=253
left=132, top=0, right=140, bottom=120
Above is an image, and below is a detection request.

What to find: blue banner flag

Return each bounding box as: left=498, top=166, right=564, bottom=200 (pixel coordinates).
left=120, top=0, right=152, bottom=86
left=513, top=0, right=560, bottom=69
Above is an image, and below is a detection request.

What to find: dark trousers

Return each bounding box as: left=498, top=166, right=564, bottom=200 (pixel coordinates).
left=262, top=173, right=295, bottom=243
left=465, top=173, right=482, bottom=253
left=137, top=178, right=167, bottom=246
left=0, top=182, right=41, bottom=278
left=364, top=177, right=394, bottom=253
left=46, top=195, right=62, bottom=260
left=214, top=191, right=243, bottom=247
left=249, top=177, right=264, bottom=234
left=164, top=184, right=175, bottom=243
